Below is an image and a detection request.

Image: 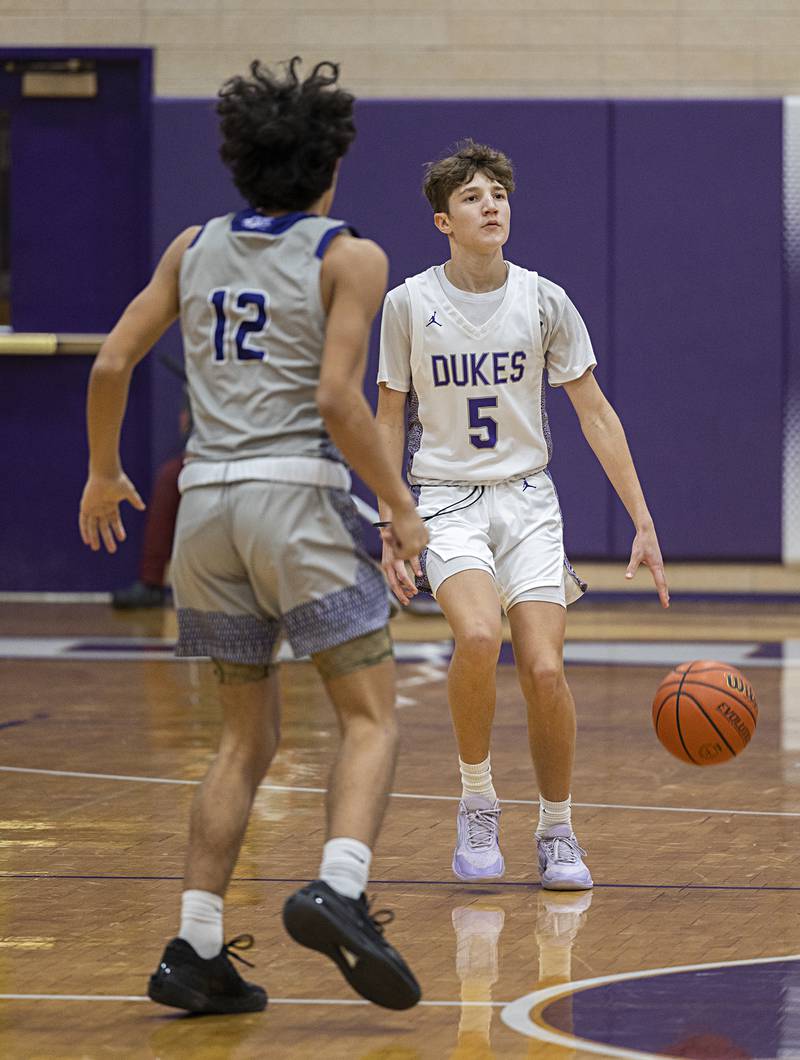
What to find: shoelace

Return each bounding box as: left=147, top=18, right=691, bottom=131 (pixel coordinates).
left=540, top=834, right=586, bottom=865
left=361, top=896, right=395, bottom=936
left=465, top=807, right=501, bottom=851
left=222, top=933, right=256, bottom=968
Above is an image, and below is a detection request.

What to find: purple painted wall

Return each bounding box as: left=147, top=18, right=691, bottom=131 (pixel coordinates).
left=612, top=101, right=783, bottom=559
left=0, top=88, right=785, bottom=589
left=152, top=96, right=783, bottom=562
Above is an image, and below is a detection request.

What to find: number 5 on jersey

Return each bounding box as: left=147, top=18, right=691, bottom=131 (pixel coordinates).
left=468, top=396, right=498, bottom=449
left=209, top=288, right=271, bottom=363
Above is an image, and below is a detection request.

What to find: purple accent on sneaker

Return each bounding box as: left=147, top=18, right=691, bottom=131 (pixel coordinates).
left=452, top=795, right=505, bottom=882
left=536, top=824, right=593, bottom=891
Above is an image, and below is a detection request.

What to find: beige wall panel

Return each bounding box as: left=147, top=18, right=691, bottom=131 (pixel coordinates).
left=0, top=0, right=64, bottom=11
left=61, top=16, right=144, bottom=45
left=603, top=14, right=679, bottom=47
left=144, top=0, right=217, bottom=11
left=681, top=0, right=798, bottom=10
left=448, top=15, right=606, bottom=48
left=756, top=50, right=800, bottom=79
left=217, top=14, right=301, bottom=45
left=290, top=15, right=449, bottom=48
left=603, top=48, right=679, bottom=82
left=1, top=16, right=69, bottom=42
left=679, top=15, right=759, bottom=47
left=0, top=0, right=799, bottom=97
left=67, top=0, right=141, bottom=12
left=143, top=14, right=219, bottom=47
left=678, top=47, right=757, bottom=82
left=755, top=14, right=800, bottom=47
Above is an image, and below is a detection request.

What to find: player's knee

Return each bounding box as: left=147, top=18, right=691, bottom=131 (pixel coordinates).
left=212, top=659, right=272, bottom=684
left=455, top=625, right=502, bottom=663
left=311, top=626, right=393, bottom=681
left=520, top=659, right=564, bottom=698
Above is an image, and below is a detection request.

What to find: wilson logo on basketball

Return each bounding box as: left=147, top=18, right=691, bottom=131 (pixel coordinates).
left=715, top=702, right=752, bottom=745
left=725, top=673, right=756, bottom=702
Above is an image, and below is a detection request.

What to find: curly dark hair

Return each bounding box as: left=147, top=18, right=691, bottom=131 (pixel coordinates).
left=217, top=56, right=356, bottom=212
left=423, top=139, right=515, bottom=214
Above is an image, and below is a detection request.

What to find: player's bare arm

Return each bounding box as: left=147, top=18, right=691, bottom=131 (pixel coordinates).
left=563, top=368, right=670, bottom=608
left=318, top=236, right=427, bottom=561
left=375, top=384, right=421, bottom=606
left=79, top=225, right=200, bottom=553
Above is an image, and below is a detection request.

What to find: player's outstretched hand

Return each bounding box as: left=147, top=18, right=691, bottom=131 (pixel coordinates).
left=388, top=502, right=428, bottom=561
left=626, top=524, right=669, bottom=608
left=380, top=505, right=428, bottom=606
left=79, top=472, right=146, bottom=554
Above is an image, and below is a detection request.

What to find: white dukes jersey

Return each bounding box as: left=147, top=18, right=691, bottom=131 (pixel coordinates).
left=380, top=263, right=595, bottom=485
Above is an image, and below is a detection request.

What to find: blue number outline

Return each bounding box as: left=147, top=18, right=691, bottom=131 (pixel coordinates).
left=467, top=396, right=499, bottom=449
left=207, top=287, right=271, bottom=363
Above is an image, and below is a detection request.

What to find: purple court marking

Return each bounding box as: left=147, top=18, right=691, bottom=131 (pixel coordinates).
left=67, top=641, right=175, bottom=654
left=0, top=712, right=48, bottom=731
left=4, top=874, right=800, bottom=893
left=542, top=958, right=800, bottom=1058
left=583, top=591, right=800, bottom=604
left=1, top=636, right=797, bottom=669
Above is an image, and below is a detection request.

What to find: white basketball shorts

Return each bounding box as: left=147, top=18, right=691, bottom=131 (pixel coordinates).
left=415, top=471, right=586, bottom=612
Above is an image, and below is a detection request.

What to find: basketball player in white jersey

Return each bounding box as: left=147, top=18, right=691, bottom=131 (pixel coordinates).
left=377, top=140, right=669, bottom=890
left=79, top=58, right=426, bottom=1013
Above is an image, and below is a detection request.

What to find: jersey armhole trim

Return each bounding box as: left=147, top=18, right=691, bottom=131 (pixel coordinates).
left=547, top=361, right=596, bottom=388
left=187, top=224, right=206, bottom=249
left=315, top=224, right=359, bottom=259
left=378, top=377, right=411, bottom=393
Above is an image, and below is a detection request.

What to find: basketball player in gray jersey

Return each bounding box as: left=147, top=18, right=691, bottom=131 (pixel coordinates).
left=79, top=58, right=427, bottom=1014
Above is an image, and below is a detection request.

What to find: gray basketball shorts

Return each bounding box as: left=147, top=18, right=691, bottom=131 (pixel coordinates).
left=170, top=481, right=390, bottom=665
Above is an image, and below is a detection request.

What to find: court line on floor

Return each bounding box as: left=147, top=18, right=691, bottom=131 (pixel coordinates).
left=3, top=873, right=800, bottom=892
left=501, top=952, right=800, bottom=1057
left=3, top=763, right=800, bottom=819
left=0, top=993, right=504, bottom=1007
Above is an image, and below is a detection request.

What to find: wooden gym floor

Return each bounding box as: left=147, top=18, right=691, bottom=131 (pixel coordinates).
left=1, top=565, right=800, bottom=1058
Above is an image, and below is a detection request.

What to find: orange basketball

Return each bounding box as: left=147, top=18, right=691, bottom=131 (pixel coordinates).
left=651, top=660, right=758, bottom=766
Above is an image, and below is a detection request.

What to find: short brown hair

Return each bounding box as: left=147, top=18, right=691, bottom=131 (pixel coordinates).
left=422, top=139, right=515, bottom=214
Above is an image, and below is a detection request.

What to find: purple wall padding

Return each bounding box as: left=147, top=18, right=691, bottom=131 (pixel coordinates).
left=149, top=96, right=785, bottom=564
left=612, top=101, right=784, bottom=559
left=5, top=91, right=782, bottom=589
left=0, top=49, right=153, bottom=591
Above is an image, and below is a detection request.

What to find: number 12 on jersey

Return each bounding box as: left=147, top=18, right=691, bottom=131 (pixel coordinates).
left=468, top=396, right=498, bottom=449
left=209, top=288, right=271, bottom=363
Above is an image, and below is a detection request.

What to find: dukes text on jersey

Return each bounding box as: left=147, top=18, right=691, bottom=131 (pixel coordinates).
left=431, top=350, right=527, bottom=387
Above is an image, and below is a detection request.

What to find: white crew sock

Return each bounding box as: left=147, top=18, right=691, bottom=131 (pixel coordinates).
left=459, top=756, right=497, bottom=802
left=179, top=889, right=224, bottom=959
left=319, top=837, right=372, bottom=900
left=537, top=794, right=572, bottom=835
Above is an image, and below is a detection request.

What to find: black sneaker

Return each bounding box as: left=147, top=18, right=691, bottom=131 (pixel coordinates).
left=282, top=880, right=420, bottom=1010
left=112, top=581, right=168, bottom=610
left=147, top=934, right=267, bottom=1014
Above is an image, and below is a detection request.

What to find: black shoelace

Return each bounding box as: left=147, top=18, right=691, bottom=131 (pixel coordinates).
left=361, top=897, right=395, bottom=936
left=222, top=933, right=256, bottom=968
